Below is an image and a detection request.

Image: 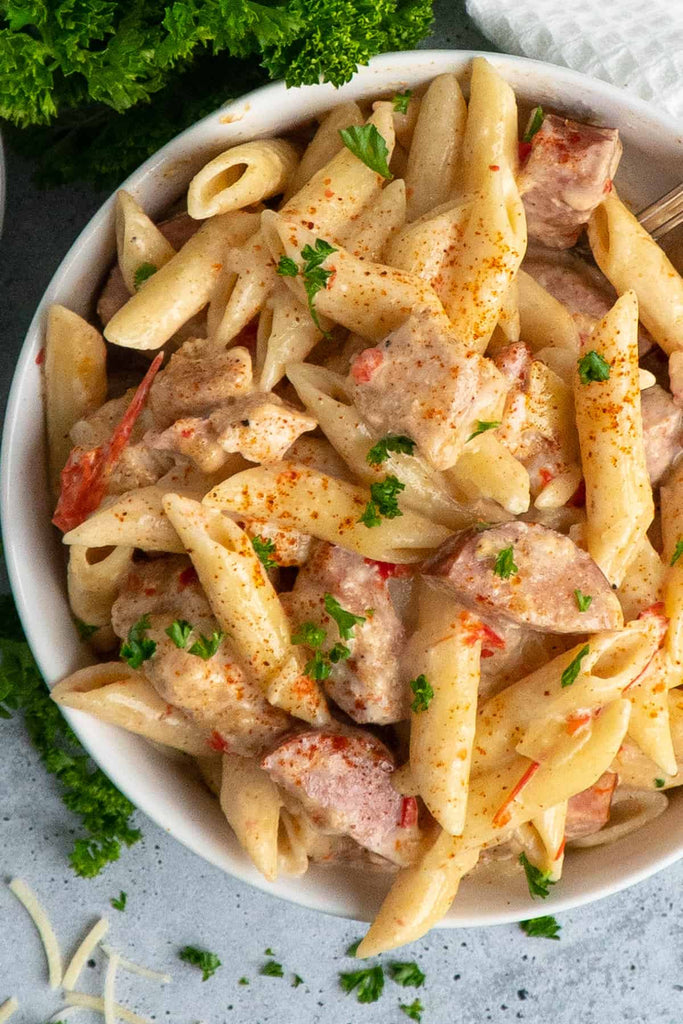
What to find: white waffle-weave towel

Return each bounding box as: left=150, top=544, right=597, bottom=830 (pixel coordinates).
left=466, top=0, right=683, bottom=122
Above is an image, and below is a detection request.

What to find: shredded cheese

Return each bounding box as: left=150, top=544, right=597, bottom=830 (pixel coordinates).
left=101, top=944, right=172, bottom=984
left=0, top=997, right=19, bottom=1024
left=103, top=950, right=120, bottom=1024
left=66, top=992, right=151, bottom=1024
left=62, top=917, right=110, bottom=990
left=9, top=878, right=63, bottom=988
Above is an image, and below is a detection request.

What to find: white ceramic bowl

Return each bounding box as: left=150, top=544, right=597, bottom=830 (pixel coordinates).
left=4, top=50, right=683, bottom=927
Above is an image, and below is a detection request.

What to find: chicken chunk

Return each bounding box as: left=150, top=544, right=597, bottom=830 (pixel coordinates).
left=640, top=384, right=683, bottom=484
left=285, top=543, right=408, bottom=724
left=348, top=311, right=507, bottom=471
left=149, top=340, right=253, bottom=429
left=261, top=728, right=420, bottom=865
left=519, top=115, right=622, bottom=249
left=111, top=556, right=289, bottom=756
left=422, top=521, right=623, bottom=633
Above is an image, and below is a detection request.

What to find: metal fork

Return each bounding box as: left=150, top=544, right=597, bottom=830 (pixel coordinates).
left=635, top=180, right=683, bottom=241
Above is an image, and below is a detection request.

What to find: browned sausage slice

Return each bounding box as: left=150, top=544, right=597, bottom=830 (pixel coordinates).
left=640, top=384, right=683, bottom=485
left=261, top=729, right=420, bottom=865
left=422, top=521, right=622, bottom=633
left=565, top=771, right=617, bottom=840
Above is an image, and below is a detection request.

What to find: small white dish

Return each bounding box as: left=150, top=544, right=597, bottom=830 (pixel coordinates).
left=3, top=50, right=683, bottom=926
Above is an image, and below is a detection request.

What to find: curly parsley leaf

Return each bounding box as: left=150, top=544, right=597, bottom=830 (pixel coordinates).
left=324, top=593, right=366, bottom=640
left=0, top=594, right=141, bottom=876
left=179, top=945, right=222, bottom=981
left=400, top=999, right=424, bottom=1021
left=339, top=964, right=385, bottom=1003
left=409, top=675, right=434, bottom=714
left=329, top=642, right=351, bottom=663
left=574, top=589, right=593, bottom=613
left=276, top=255, right=299, bottom=277
left=523, top=106, right=544, bottom=143
left=393, top=90, right=412, bottom=114
left=261, top=960, right=284, bottom=977
left=120, top=614, right=156, bottom=669
left=519, top=853, right=555, bottom=899
left=292, top=622, right=327, bottom=649
left=252, top=535, right=278, bottom=570
left=304, top=649, right=332, bottom=682
left=110, top=891, right=127, bottom=912
left=390, top=962, right=426, bottom=987
left=189, top=630, right=224, bottom=660
left=670, top=540, right=683, bottom=567
left=520, top=915, right=561, bottom=940
left=366, top=434, right=416, bottom=466
left=493, top=545, right=518, bottom=580
left=297, top=238, right=337, bottom=331
left=165, top=619, right=193, bottom=649
left=561, top=644, right=590, bottom=688
left=339, top=124, right=393, bottom=179
left=134, top=262, right=157, bottom=289
left=359, top=475, right=405, bottom=527
left=577, top=350, right=611, bottom=385
left=466, top=420, right=501, bottom=443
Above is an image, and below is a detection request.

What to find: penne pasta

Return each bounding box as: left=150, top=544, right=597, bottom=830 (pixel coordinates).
left=219, top=753, right=283, bottom=881
left=404, top=74, right=467, bottom=221
left=115, top=190, right=176, bottom=294
left=188, top=139, right=299, bottom=219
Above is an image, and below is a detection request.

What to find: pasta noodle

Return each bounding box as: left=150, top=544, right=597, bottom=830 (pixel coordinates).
left=115, top=190, right=176, bottom=294
left=187, top=139, right=299, bottom=219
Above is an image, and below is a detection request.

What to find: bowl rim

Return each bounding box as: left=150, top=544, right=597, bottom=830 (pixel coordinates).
left=4, top=47, right=683, bottom=929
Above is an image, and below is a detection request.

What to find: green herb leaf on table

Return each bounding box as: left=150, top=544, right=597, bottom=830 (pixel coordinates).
left=366, top=434, right=416, bottom=466
left=120, top=614, right=156, bottom=669
left=390, top=962, right=426, bottom=987
left=393, top=90, right=412, bottom=114
left=261, top=960, right=284, bottom=977
left=134, top=262, right=157, bottom=289
left=519, top=853, right=555, bottom=899
left=561, top=644, right=590, bottom=688
left=324, top=593, right=366, bottom=639
left=189, top=630, right=224, bottom=660
left=165, top=619, right=193, bottom=649
left=466, top=420, right=501, bottom=443
left=493, top=545, right=518, bottom=580
left=523, top=106, right=544, bottom=143
left=252, top=535, right=279, bottom=569
left=110, top=891, right=127, bottom=912
left=239, top=977, right=250, bottom=985
left=670, top=540, right=683, bottom=567
left=292, top=974, right=304, bottom=987
left=520, top=915, right=561, bottom=940
left=179, top=946, right=222, bottom=981
left=264, top=948, right=276, bottom=955
left=409, top=675, right=434, bottom=714
left=339, top=964, right=385, bottom=1003
left=574, top=589, right=593, bottom=613
left=400, top=999, right=424, bottom=1021
left=577, top=350, right=611, bottom=385
left=339, top=124, right=393, bottom=179
left=346, top=938, right=362, bottom=957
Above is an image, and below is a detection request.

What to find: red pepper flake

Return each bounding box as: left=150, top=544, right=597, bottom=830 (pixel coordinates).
left=208, top=731, right=230, bottom=752
left=539, top=467, right=555, bottom=488
left=492, top=761, right=540, bottom=828
left=489, top=164, right=500, bottom=171
left=566, top=711, right=592, bottom=735
left=180, top=427, right=195, bottom=439
left=178, top=566, right=199, bottom=589
left=460, top=611, right=505, bottom=651
left=324, top=189, right=335, bottom=198
left=399, top=796, right=418, bottom=828
left=555, top=837, right=566, bottom=860
left=603, top=178, right=613, bottom=194
left=364, top=558, right=412, bottom=581
left=35, top=347, right=45, bottom=365
left=350, top=348, right=383, bottom=384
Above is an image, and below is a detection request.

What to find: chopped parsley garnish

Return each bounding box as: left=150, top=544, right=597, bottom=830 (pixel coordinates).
left=523, top=106, right=544, bottom=143
left=292, top=974, right=304, bottom=987
left=466, top=420, right=501, bottom=443
left=390, top=962, right=426, bottom=987
left=561, top=644, right=590, bottom=688
left=654, top=777, right=666, bottom=788
left=400, top=999, right=424, bottom=1021
left=493, top=545, right=518, bottom=580
left=329, top=642, right=351, bottom=663
left=577, top=350, right=611, bottom=385
left=366, top=434, right=416, bottom=466
left=393, top=90, right=412, bottom=114
left=239, top=977, right=250, bottom=985
left=292, top=622, right=327, bottom=648
left=359, top=475, right=405, bottom=528
left=120, top=614, right=157, bottom=669
left=339, top=123, right=393, bottom=180
left=301, top=238, right=338, bottom=331
left=179, top=946, right=222, bottom=981
left=261, top=960, right=284, bottom=977
left=134, top=262, right=157, bottom=289
left=276, top=256, right=299, bottom=277
left=520, top=915, right=561, bottom=940
left=0, top=594, right=141, bottom=876
left=304, top=649, right=332, bottom=682
left=165, top=619, right=193, bottom=649
left=264, top=948, right=276, bottom=956
left=519, top=853, right=555, bottom=899
left=324, top=593, right=366, bottom=639
left=670, top=540, right=683, bottom=567
left=346, top=938, right=362, bottom=957
left=339, top=964, right=385, bottom=1003
left=409, top=675, right=434, bottom=714
left=189, top=630, right=224, bottom=660
left=574, top=590, right=593, bottom=613
left=74, top=618, right=99, bottom=641
left=252, top=536, right=278, bottom=569
left=110, top=891, right=127, bottom=912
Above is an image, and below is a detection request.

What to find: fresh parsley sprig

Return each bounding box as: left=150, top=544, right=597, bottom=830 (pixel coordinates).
left=277, top=239, right=338, bottom=332
left=252, top=535, right=279, bottom=569
left=390, top=962, right=426, bottom=987
left=409, top=675, right=434, bottom=713
left=520, top=915, right=561, bottom=940
left=179, top=945, right=222, bottom=981
left=574, top=589, right=593, bottom=612
left=400, top=999, right=424, bottom=1021
left=110, top=891, right=127, bottom=912
left=523, top=106, right=544, bottom=143
left=189, top=630, right=224, bottom=660
left=393, top=90, right=412, bottom=114
left=339, top=123, right=393, bottom=179
left=359, top=475, right=405, bottom=528
left=324, top=593, right=366, bottom=639
left=493, top=545, right=518, bottom=580
left=366, top=434, right=416, bottom=466
left=120, top=614, right=156, bottom=669
left=561, top=644, right=590, bottom=688
left=577, top=350, right=611, bottom=384
left=261, top=960, right=284, bottom=977
left=519, top=853, right=555, bottom=899
left=339, top=964, right=385, bottom=1003
left=165, top=619, right=193, bottom=649
left=466, top=420, right=501, bottom=443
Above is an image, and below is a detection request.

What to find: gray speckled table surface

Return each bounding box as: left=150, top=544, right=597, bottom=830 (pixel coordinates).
left=1, top=4, right=682, bottom=1021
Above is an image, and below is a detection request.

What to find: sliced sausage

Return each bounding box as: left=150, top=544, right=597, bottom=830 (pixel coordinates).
left=285, top=543, right=408, bottom=724
left=640, top=384, right=683, bottom=485
left=348, top=310, right=507, bottom=471
left=422, top=521, right=622, bottom=633
left=565, top=771, right=617, bottom=840
left=261, top=729, right=420, bottom=864
left=519, top=114, right=622, bottom=249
